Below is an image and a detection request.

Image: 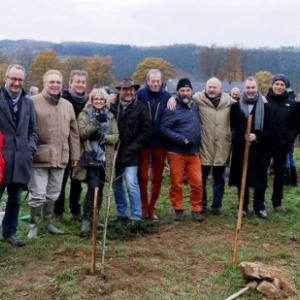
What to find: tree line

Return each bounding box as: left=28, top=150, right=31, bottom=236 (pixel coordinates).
left=1, top=40, right=300, bottom=92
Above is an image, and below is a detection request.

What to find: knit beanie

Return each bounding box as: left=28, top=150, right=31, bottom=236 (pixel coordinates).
left=272, top=74, right=288, bottom=86
left=177, top=78, right=193, bottom=91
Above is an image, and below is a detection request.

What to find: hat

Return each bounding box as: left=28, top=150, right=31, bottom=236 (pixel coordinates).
left=115, top=78, right=140, bottom=90
left=177, top=78, right=193, bottom=91
left=272, top=74, right=288, bottom=86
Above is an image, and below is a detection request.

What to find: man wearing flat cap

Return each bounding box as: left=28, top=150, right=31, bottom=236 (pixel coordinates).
left=160, top=78, right=204, bottom=222
left=110, top=78, right=152, bottom=227
left=265, top=74, right=298, bottom=212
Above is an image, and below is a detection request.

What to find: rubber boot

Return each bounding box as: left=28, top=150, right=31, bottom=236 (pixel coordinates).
left=43, top=201, right=64, bottom=235
left=27, top=205, right=42, bottom=239
left=290, top=166, right=298, bottom=187
left=283, top=167, right=290, bottom=186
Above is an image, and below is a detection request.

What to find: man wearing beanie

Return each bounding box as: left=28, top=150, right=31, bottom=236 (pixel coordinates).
left=160, top=78, right=204, bottom=222
left=136, top=69, right=171, bottom=221
left=266, top=74, right=298, bottom=212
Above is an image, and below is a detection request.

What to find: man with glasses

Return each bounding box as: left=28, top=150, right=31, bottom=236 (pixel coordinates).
left=27, top=70, right=80, bottom=238
left=0, top=64, right=37, bottom=246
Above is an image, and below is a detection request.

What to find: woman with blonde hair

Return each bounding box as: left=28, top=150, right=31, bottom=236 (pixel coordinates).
left=73, top=88, right=119, bottom=234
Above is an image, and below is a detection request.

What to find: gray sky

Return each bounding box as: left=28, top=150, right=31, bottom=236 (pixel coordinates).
left=1, top=0, right=299, bottom=48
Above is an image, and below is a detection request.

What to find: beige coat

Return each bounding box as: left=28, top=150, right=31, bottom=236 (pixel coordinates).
left=193, top=92, right=235, bottom=166
left=32, top=89, right=80, bottom=168
left=72, top=106, right=119, bottom=182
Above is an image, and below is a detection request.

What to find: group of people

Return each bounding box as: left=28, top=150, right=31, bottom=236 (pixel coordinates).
left=0, top=64, right=298, bottom=247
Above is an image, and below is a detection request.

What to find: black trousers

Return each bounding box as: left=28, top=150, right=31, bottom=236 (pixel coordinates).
left=269, top=147, right=289, bottom=207
left=238, top=187, right=266, bottom=213
left=54, top=163, right=82, bottom=216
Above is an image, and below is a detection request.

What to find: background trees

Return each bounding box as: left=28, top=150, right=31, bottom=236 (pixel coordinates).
left=27, top=50, right=65, bottom=89
left=133, top=57, right=175, bottom=85
left=254, top=71, right=274, bottom=95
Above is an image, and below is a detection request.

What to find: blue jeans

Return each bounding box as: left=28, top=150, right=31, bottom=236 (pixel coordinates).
left=286, top=142, right=296, bottom=168
left=113, top=166, right=142, bottom=220
left=0, top=183, right=23, bottom=238
left=201, top=165, right=225, bottom=212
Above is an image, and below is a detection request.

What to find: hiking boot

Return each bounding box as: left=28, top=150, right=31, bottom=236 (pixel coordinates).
left=255, top=210, right=268, bottom=219
left=174, top=210, right=184, bottom=222
left=2, top=236, right=26, bottom=247
left=192, top=211, right=204, bottom=222
left=127, top=220, right=141, bottom=228
left=274, top=206, right=285, bottom=213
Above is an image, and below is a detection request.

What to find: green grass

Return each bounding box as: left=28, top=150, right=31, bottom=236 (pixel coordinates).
left=1, top=150, right=300, bottom=299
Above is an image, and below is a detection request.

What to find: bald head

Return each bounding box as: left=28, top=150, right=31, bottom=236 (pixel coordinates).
left=205, top=77, right=222, bottom=98
left=230, top=87, right=240, bottom=100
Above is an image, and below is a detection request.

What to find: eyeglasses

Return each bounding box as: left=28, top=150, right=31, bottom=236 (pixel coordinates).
left=48, top=80, right=62, bottom=84
left=7, top=76, right=24, bottom=83
left=93, top=98, right=106, bottom=101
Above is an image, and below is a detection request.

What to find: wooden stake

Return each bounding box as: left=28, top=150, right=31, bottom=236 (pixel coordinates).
left=232, top=115, right=253, bottom=268
left=91, top=187, right=99, bottom=275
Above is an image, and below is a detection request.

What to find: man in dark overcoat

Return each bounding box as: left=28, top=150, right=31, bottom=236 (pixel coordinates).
left=229, top=77, right=274, bottom=218
left=0, top=64, right=37, bottom=246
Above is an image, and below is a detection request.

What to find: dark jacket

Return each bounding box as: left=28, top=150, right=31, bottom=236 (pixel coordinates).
left=110, top=96, right=152, bottom=174
left=159, top=99, right=201, bottom=154
left=229, top=101, right=274, bottom=188
left=0, top=87, right=37, bottom=184
left=266, top=88, right=298, bottom=150
left=136, top=85, right=171, bottom=149
left=62, top=88, right=88, bottom=118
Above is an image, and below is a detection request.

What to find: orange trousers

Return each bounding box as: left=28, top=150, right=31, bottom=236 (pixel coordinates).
left=167, top=153, right=203, bottom=212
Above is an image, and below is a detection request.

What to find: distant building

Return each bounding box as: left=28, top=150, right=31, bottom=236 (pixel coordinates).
left=165, top=79, right=244, bottom=95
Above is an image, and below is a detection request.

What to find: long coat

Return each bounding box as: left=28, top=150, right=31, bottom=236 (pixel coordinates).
left=229, top=101, right=274, bottom=188
left=193, top=92, right=235, bottom=166
left=31, top=90, right=80, bottom=168
left=72, top=105, right=119, bottom=182
left=110, top=96, right=152, bottom=174
left=0, top=87, right=37, bottom=184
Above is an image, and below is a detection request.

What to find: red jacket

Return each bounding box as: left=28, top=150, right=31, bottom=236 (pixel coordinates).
left=0, top=131, right=5, bottom=185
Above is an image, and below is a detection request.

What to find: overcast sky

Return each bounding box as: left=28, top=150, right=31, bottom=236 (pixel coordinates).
left=1, top=0, right=299, bottom=48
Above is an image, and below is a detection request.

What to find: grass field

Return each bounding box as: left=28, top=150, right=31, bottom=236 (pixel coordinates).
left=1, top=150, right=300, bottom=299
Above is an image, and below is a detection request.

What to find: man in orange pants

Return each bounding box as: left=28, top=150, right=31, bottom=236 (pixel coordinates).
left=159, top=78, right=203, bottom=222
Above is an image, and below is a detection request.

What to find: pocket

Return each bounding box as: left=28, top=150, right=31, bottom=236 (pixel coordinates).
left=34, top=145, right=50, bottom=163
left=61, top=143, right=69, bottom=164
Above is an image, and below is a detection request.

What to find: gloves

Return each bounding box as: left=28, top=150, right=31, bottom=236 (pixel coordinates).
left=184, top=139, right=195, bottom=148
left=96, top=113, right=107, bottom=123
left=89, top=130, right=102, bottom=141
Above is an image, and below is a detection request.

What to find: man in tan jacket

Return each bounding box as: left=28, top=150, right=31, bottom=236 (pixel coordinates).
left=193, top=77, right=235, bottom=215
left=27, top=70, right=80, bottom=238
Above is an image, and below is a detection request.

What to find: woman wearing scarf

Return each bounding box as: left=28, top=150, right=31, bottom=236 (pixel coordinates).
left=229, top=77, right=274, bottom=219
left=73, top=88, right=119, bottom=234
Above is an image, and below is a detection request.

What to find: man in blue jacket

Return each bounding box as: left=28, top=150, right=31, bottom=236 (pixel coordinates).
left=160, top=78, right=203, bottom=222
left=136, top=69, right=171, bottom=221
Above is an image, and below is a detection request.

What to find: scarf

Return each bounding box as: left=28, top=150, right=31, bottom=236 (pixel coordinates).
left=87, top=106, right=110, bottom=162
left=205, top=92, right=221, bottom=108
left=4, top=84, right=21, bottom=105
left=68, top=87, right=88, bottom=104
left=239, top=92, right=264, bottom=131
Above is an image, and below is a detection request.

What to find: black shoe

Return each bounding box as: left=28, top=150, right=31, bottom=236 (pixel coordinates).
left=110, top=216, right=129, bottom=223
left=192, top=211, right=204, bottom=222
left=212, top=208, right=223, bottom=216
left=174, top=210, right=184, bottom=222
left=127, top=220, right=141, bottom=228
left=2, top=236, right=26, bottom=247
